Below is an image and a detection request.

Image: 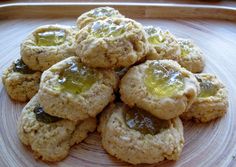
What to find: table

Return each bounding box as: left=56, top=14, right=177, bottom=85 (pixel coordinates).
left=0, top=0, right=236, bottom=7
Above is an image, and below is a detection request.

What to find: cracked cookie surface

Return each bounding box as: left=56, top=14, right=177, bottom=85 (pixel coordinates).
left=17, top=94, right=97, bottom=162
left=76, top=18, right=149, bottom=68
left=120, top=60, right=200, bottom=120
left=181, top=73, right=228, bottom=122
left=98, top=103, right=184, bottom=165
left=145, top=26, right=181, bottom=61
left=76, top=6, right=124, bottom=29
left=21, top=25, right=76, bottom=71
left=2, top=59, right=41, bottom=102
left=176, top=38, right=205, bottom=73
left=38, top=56, right=118, bottom=121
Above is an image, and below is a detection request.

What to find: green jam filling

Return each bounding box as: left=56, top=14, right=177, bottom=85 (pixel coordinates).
left=88, top=8, right=116, bottom=18
left=179, top=41, right=191, bottom=57
left=148, top=36, right=165, bottom=44
left=58, top=61, right=98, bottom=94
left=125, top=107, right=170, bottom=135
left=13, top=59, right=35, bottom=74
left=89, top=20, right=126, bottom=38
left=144, top=62, right=184, bottom=98
left=34, top=105, right=62, bottom=123
left=196, top=76, right=218, bottom=98
left=35, top=29, right=66, bottom=46
left=180, top=48, right=190, bottom=57
left=145, top=27, right=165, bottom=44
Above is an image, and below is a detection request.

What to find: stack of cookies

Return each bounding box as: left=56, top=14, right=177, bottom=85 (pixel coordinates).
left=1, top=7, right=228, bottom=164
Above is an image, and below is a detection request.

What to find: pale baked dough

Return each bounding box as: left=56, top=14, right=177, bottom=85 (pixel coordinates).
left=2, top=62, right=41, bottom=102
left=120, top=60, right=200, bottom=120
left=181, top=73, right=228, bottom=122
left=98, top=103, right=184, bottom=165
left=17, top=94, right=97, bottom=162
left=76, top=6, right=124, bottom=29
left=176, top=38, right=205, bottom=73
left=145, top=26, right=181, bottom=60
left=38, top=56, right=118, bottom=121
left=21, top=25, right=76, bottom=71
left=76, top=18, right=149, bottom=68
left=144, top=27, right=204, bottom=73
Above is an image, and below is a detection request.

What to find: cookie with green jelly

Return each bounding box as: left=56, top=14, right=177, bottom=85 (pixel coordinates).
left=21, top=24, right=76, bottom=71
left=120, top=59, right=200, bottom=120
left=181, top=73, right=228, bottom=122
left=76, top=17, right=149, bottom=68
left=17, top=94, right=97, bottom=162
left=145, top=26, right=205, bottom=73
left=98, top=103, right=184, bottom=165
left=145, top=26, right=181, bottom=61
left=38, top=56, right=118, bottom=121
left=76, top=6, right=124, bottom=29
left=2, top=59, right=41, bottom=102
left=176, top=38, right=205, bottom=73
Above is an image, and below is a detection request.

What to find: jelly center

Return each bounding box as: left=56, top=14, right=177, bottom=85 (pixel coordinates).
left=58, top=61, right=98, bottom=94
left=180, top=48, right=191, bottom=57
left=89, top=20, right=126, bottom=38
left=125, top=107, right=170, bottom=135
left=35, top=29, right=66, bottom=46
left=196, top=76, right=218, bottom=98
left=34, top=105, right=62, bottom=123
left=13, top=59, right=35, bottom=74
left=145, top=27, right=165, bottom=44
left=179, top=41, right=192, bottom=57
left=144, top=62, right=184, bottom=98
left=88, top=8, right=116, bottom=18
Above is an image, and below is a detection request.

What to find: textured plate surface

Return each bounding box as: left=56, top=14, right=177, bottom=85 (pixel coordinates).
left=0, top=3, right=236, bottom=167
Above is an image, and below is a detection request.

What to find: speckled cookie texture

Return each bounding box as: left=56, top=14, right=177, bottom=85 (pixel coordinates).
left=17, top=94, right=97, bottom=162
left=120, top=60, right=200, bottom=120
left=76, top=6, right=124, bottom=29
left=38, top=56, right=118, bottom=121
left=176, top=38, right=205, bottom=73
left=2, top=61, right=41, bottom=102
left=145, top=26, right=181, bottom=60
left=98, top=103, right=184, bottom=165
left=181, top=73, right=228, bottom=122
left=21, top=25, right=76, bottom=71
left=76, top=18, right=149, bottom=68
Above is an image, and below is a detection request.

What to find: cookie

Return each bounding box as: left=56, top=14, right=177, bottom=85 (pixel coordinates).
left=76, top=18, right=149, bottom=68
left=98, top=103, right=184, bottom=165
left=120, top=60, right=199, bottom=120
left=76, top=6, right=124, bottom=29
left=145, top=26, right=181, bottom=60
left=17, top=94, right=97, bottom=162
left=2, top=59, right=41, bottom=102
left=21, top=24, right=76, bottom=71
left=38, top=56, right=118, bottom=121
left=176, top=38, right=205, bottom=73
left=181, top=73, right=228, bottom=122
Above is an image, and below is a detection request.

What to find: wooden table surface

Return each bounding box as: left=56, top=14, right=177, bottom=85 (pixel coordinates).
left=1, top=0, right=236, bottom=7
